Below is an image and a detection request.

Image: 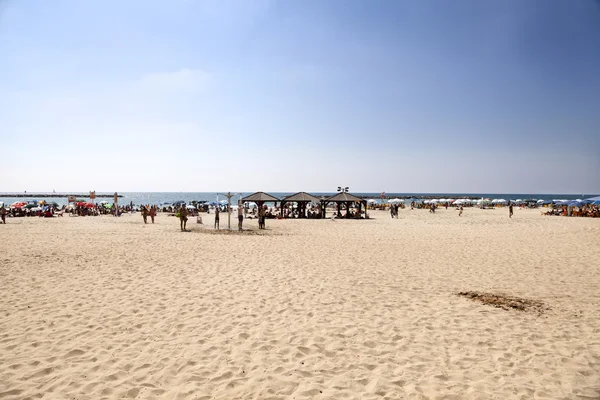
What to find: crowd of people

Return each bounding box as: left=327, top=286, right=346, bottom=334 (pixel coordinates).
left=543, top=204, right=600, bottom=218
left=2, top=198, right=598, bottom=229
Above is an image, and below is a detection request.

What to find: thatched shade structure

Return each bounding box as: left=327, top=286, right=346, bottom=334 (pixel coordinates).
left=322, top=192, right=368, bottom=219
left=281, top=192, right=321, bottom=218
left=241, top=192, right=280, bottom=213
left=242, top=192, right=280, bottom=203
left=241, top=192, right=281, bottom=228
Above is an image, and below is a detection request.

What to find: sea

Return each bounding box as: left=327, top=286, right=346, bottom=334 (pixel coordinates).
left=0, top=192, right=596, bottom=206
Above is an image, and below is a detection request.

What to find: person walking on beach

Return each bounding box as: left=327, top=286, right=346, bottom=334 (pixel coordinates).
left=214, top=206, right=220, bottom=230
left=1, top=206, right=6, bottom=224
left=179, top=204, right=189, bottom=231
left=149, top=206, right=156, bottom=223
left=509, top=203, right=514, bottom=219
left=390, top=205, right=395, bottom=219
left=394, top=204, right=399, bottom=218
left=459, top=205, right=463, bottom=217
left=141, top=206, right=148, bottom=224
left=237, top=202, right=244, bottom=231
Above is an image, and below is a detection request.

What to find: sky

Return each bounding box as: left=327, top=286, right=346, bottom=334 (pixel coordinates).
left=0, top=0, right=599, bottom=194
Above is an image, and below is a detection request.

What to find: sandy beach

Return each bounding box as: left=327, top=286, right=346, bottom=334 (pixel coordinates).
left=1, top=207, right=599, bottom=399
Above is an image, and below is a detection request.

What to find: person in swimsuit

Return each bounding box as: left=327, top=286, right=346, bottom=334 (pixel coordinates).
left=259, top=206, right=266, bottom=229
left=214, top=206, right=220, bottom=230
left=459, top=205, right=463, bottom=217
left=509, top=203, right=514, bottom=219
left=179, top=204, right=189, bottom=231
left=142, top=206, right=148, bottom=224
left=0, top=206, right=6, bottom=224
left=237, top=201, right=244, bottom=231
left=149, top=206, right=156, bottom=223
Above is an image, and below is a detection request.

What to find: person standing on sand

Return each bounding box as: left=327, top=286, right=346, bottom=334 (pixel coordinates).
left=259, top=206, right=266, bottom=229
left=237, top=202, right=244, bottom=231
left=149, top=206, right=156, bottom=223
left=509, top=203, right=514, bottom=219
left=141, top=206, right=148, bottom=224
left=459, top=205, right=463, bottom=217
left=179, top=204, right=189, bottom=231
left=214, top=206, right=220, bottom=230
left=1, top=206, right=6, bottom=224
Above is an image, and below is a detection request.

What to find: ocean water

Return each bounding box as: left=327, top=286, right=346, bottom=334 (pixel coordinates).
left=0, top=192, right=596, bottom=206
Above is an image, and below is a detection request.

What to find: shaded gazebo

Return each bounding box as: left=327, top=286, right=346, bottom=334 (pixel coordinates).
left=281, top=192, right=321, bottom=218
left=322, top=192, right=368, bottom=219
left=241, top=192, right=280, bottom=211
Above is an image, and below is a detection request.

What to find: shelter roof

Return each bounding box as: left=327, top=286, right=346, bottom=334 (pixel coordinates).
left=242, top=192, right=280, bottom=202
left=282, top=192, right=321, bottom=203
left=325, top=192, right=364, bottom=202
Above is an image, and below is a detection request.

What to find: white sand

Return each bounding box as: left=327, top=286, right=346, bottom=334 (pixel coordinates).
left=1, top=207, right=599, bottom=399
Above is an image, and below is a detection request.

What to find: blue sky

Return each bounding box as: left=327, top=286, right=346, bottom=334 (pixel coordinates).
left=1, top=0, right=599, bottom=194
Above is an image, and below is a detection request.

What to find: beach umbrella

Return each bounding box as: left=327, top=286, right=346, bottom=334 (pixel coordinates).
left=583, top=195, right=600, bottom=203
left=388, top=198, right=401, bottom=203
left=186, top=205, right=196, bottom=209
left=537, top=199, right=544, bottom=204
left=367, top=199, right=377, bottom=203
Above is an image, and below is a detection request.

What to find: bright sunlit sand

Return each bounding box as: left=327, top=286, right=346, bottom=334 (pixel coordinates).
left=1, top=208, right=599, bottom=399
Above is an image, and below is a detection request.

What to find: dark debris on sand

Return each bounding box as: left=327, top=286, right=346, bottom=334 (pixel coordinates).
left=457, top=291, right=547, bottom=315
